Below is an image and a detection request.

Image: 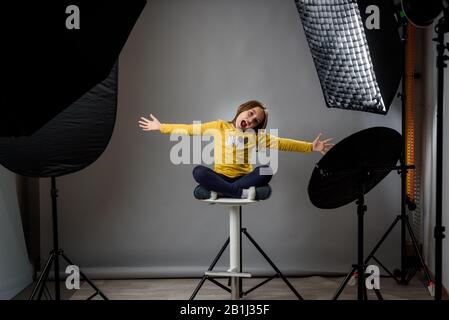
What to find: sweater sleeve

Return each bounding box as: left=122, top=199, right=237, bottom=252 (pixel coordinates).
left=258, top=132, right=313, bottom=153
left=159, top=120, right=222, bottom=136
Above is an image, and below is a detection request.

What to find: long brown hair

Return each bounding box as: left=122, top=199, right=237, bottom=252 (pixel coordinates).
left=229, top=100, right=269, bottom=152
left=229, top=100, right=268, bottom=131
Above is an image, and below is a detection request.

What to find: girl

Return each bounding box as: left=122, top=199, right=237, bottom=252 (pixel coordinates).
left=139, top=100, right=333, bottom=200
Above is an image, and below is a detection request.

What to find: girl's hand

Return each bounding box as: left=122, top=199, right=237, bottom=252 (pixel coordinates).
left=312, top=133, right=334, bottom=155
left=139, top=114, right=161, bottom=131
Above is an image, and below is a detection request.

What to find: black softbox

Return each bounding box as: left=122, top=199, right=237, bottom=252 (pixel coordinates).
left=1, top=1, right=147, bottom=300
left=0, top=63, right=118, bottom=177
left=3, top=0, right=147, bottom=137
left=1, top=0, right=146, bottom=176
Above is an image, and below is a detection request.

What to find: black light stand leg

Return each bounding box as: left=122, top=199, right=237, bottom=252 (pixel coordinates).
left=60, top=253, right=109, bottom=300
left=334, top=190, right=371, bottom=301
left=371, top=256, right=397, bottom=280
left=242, top=229, right=303, bottom=300
left=356, top=195, right=367, bottom=300
left=363, top=281, right=368, bottom=301
left=433, top=15, right=448, bottom=301
left=37, top=254, right=56, bottom=300
left=364, top=216, right=402, bottom=282
left=333, top=268, right=355, bottom=300
left=333, top=268, right=384, bottom=300
left=374, top=288, right=383, bottom=300
left=405, top=216, right=433, bottom=284
left=400, top=168, right=408, bottom=284
left=399, top=21, right=410, bottom=285
left=43, top=284, right=53, bottom=300
left=50, top=177, right=61, bottom=300
left=189, top=238, right=230, bottom=300
left=29, top=251, right=55, bottom=300
left=400, top=77, right=408, bottom=286
left=29, top=177, right=108, bottom=300
left=359, top=210, right=434, bottom=296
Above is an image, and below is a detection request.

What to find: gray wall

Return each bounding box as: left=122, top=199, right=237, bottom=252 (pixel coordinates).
left=0, top=167, right=33, bottom=299
left=421, top=27, right=449, bottom=291
left=40, top=0, right=403, bottom=278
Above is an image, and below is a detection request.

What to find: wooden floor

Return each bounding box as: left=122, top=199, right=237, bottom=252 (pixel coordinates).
left=56, top=275, right=434, bottom=300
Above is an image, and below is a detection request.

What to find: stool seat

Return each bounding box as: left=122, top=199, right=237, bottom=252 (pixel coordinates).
left=201, top=198, right=258, bottom=205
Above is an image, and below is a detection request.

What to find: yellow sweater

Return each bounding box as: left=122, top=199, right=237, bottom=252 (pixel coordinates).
left=160, top=119, right=313, bottom=178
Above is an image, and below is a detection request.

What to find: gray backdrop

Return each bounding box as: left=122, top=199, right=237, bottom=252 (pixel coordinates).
left=0, top=168, right=32, bottom=298
left=40, top=0, right=403, bottom=278
left=421, top=27, right=449, bottom=291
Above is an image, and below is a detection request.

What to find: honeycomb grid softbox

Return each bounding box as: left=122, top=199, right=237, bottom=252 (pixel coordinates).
left=295, top=0, right=403, bottom=114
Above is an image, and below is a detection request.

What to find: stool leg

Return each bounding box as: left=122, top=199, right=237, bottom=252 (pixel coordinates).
left=229, top=205, right=241, bottom=300
left=189, top=238, right=230, bottom=300
left=243, top=229, right=303, bottom=300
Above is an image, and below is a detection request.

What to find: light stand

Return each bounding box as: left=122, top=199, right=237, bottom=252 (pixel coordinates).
left=433, top=10, right=448, bottom=301
left=29, top=177, right=108, bottom=300
left=331, top=166, right=407, bottom=300
left=361, top=18, right=434, bottom=291
left=308, top=126, right=404, bottom=300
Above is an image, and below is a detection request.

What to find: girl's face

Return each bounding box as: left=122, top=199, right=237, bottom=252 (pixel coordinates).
left=235, top=107, right=265, bottom=131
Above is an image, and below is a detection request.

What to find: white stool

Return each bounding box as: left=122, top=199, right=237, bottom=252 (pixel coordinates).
left=190, top=198, right=303, bottom=300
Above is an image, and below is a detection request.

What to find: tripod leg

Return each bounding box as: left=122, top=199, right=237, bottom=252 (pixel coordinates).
left=406, top=267, right=418, bottom=283
left=29, top=252, right=55, bottom=300
left=43, top=284, right=53, bottom=300
left=37, top=279, right=49, bottom=300
left=405, top=218, right=433, bottom=284
left=37, top=257, right=55, bottom=300
left=356, top=198, right=366, bottom=301
left=190, top=238, right=230, bottom=300
left=363, top=280, right=368, bottom=300
left=364, top=216, right=401, bottom=266
left=371, top=256, right=399, bottom=281
left=50, top=177, right=61, bottom=300
left=364, top=282, right=384, bottom=300
left=243, top=229, right=303, bottom=300
left=333, top=268, right=356, bottom=300
left=60, top=253, right=109, bottom=300
left=190, top=277, right=208, bottom=300
left=54, top=251, right=61, bottom=300
left=374, top=288, right=383, bottom=300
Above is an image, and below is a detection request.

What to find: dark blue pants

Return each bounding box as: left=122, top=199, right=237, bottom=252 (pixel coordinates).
left=192, top=165, right=273, bottom=198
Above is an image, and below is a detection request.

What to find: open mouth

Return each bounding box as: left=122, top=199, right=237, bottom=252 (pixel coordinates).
left=240, top=120, right=247, bottom=129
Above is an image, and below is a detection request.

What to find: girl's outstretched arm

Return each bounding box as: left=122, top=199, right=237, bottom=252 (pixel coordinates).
left=260, top=132, right=334, bottom=154
left=139, top=114, right=221, bottom=135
